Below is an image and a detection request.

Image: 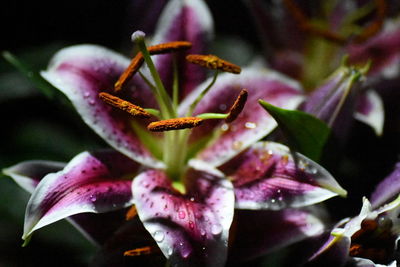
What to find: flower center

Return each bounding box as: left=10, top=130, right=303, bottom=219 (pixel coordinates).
left=99, top=31, right=245, bottom=182
left=349, top=216, right=397, bottom=264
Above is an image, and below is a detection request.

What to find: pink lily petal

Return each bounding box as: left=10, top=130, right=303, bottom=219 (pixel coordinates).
left=220, top=142, right=347, bottom=210
left=370, top=162, right=400, bottom=209
left=41, top=44, right=163, bottom=168
left=23, top=150, right=139, bottom=241
left=228, top=206, right=326, bottom=264
left=132, top=164, right=234, bottom=267
left=3, top=160, right=66, bottom=193
left=180, top=68, right=304, bottom=167
left=151, top=0, right=213, bottom=98
left=348, top=19, right=400, bottom=79
left=354, top=89, right=384, bottom=136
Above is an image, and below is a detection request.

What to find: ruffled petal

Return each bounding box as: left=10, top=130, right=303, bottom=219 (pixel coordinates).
left=41, top=44, right=162, bottom=168
left=220, top=141, right=347, bottom=210
left=132, top=164, right=234, bottom=267
left=3, top=160, right=66, bottom=193
left=354, top=89, right=385, bottom=136
left=181, top=68, right=304, bottom=167
left=151, top=0, right=214, bottom=98
left=228, top=206, right=326, bottom=264
left=23, top=150, right=139, bottom=241
left=371, top=162, right=400, bottom=209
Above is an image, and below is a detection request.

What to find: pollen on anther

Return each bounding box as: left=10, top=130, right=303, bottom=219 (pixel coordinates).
left=225, top=89, right=248, bottom=123
left=124, top=246, right=156, bottom=257
left=186, top=54, right=241, bottom=74
left=147, top=117, right=203, bottom=132
left=148, top=41, right=192, bottom=55
left=125, top=205, right=138, bottom=220
left=99, top=92, right=151, bottom=118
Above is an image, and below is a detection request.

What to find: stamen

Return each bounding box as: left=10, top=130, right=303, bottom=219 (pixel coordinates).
left=225, top=89, right=248, bottom=123
left=148, top=117, right=203, bottom=132
left=114, top=40, right=192, bottom=92
left=124, top=246, right=157, bottom=256
left=125, top=205, right=138, bottom=220
left=186, top=54, right=241, bottom=74
left=148, top=41, right=192, bottom=55
left=99, top=92, right=151, bottom=118
left=114, top=53, right=144, bottom=92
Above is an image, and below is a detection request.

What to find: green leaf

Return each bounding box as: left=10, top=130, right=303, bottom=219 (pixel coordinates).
left=259, top=100, right=330, bottom=162
left=2, top=51, right=57, bottom=99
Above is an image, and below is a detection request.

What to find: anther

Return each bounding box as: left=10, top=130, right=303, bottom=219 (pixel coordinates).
left=225, top=89, right=248, bottom=123
left=148, top=41, right=192, bottom=55
left=148, top=117, right=203, bottom=132
left=186, top=54, right=241, bottom=74
left=125, top=205, right=138, bottom=220
left=114, top=41, right=192, bottom=92
left=124, top=246, right=157, bottom=256
left=99, top=92, right=151, bottom=118
left=114, top=53, right=144, bottom=92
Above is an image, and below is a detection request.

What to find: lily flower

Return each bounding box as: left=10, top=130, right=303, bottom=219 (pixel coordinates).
left=3, top=0, right=346, bottom=266
left=305, top=162, right=400, bottom=267
left=245, top=0, right=400, bottom=136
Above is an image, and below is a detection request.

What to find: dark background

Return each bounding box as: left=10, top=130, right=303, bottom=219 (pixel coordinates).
left=1, top=1, right=399, bottom=266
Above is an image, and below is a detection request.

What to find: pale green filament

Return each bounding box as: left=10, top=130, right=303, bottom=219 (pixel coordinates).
left=187, top=70, right=219, bottom=116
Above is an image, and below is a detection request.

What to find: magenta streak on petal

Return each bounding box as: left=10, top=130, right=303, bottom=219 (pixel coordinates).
left=189, top=70, right=303, bottom=167
left=220, top=142, right=344, bottom=210
left=133, top=168, right=234, bottom=266
left=24, top=150, right=138, bottom=238
left=41, top=45, right=161, bottom=168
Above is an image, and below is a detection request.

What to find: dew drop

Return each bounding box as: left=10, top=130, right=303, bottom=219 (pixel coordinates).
left=190, top=197, right=195, bottom=202
left=167, top=247, right=174, bottom=256
left=178, top=210, right=186, bottom=219
left=211, top=224, right=222, bottom=235
left=88, top=99, right=96, bottom=105
left=83, top=92, right=90, bottom=98
left=219, top=104, right=227, bottom=111
left=189, top=221, right=194, bottom=230
left=245, top=122, right=257, bottom=129
left=153, top=231, right=165, bottom=242
left=220, top=123, right=229, bottom=132
left=90, top=195, right=97, bottom=202
left=232, top=141, right=243, bottom=150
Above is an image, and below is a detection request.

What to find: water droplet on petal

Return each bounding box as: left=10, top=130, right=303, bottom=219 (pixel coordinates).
left=189, top=221, right=194, bottom=230
left=167, top=247, right=174, bottom=256
left=178, top=210, right=186, bottom=219
left=90, top=195, right=97, bottom=202
left=153, top=231, right=165, bottom=242
left=219, top=104, right=227, bottom=111
left=245, top=122, right=257, bottom=129
left=83, top=92, right=90, bottom=98
left=211, top=224, right=222, bottom=235
left=220, top=123, right=229, bottom=132
left=232, top=141, right=243, bottom=150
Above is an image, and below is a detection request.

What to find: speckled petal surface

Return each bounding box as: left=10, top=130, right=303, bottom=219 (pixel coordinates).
left=23, top=150, right=139, bottom=241
left=180, top=68, right=304, bottom=167
left=132, top=164, right=234, bottom=267
left=220, top=141, right=347, bottom=210
left=41, top=44, right=162, bottom=168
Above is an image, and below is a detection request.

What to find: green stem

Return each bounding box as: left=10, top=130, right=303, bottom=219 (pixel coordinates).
left=136, top=39, right=176, bottom=119
left=196, top=113, right=228, bottom=119
left=187, top=70, right=219, bottom=116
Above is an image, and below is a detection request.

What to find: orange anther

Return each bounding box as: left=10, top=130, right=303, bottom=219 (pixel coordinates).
left=125, top=205, right=138, bottom=220
left=186, top=54, right=241, bottom=74
left=147, top=117, right=203, bottom=132
left=99, top=92, right=151, bottom=118
left=225, top=89, right=248, bottom=123
left=124, top=246, right=156, bottom=256
left=148, top=41, right=192, bottom=55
